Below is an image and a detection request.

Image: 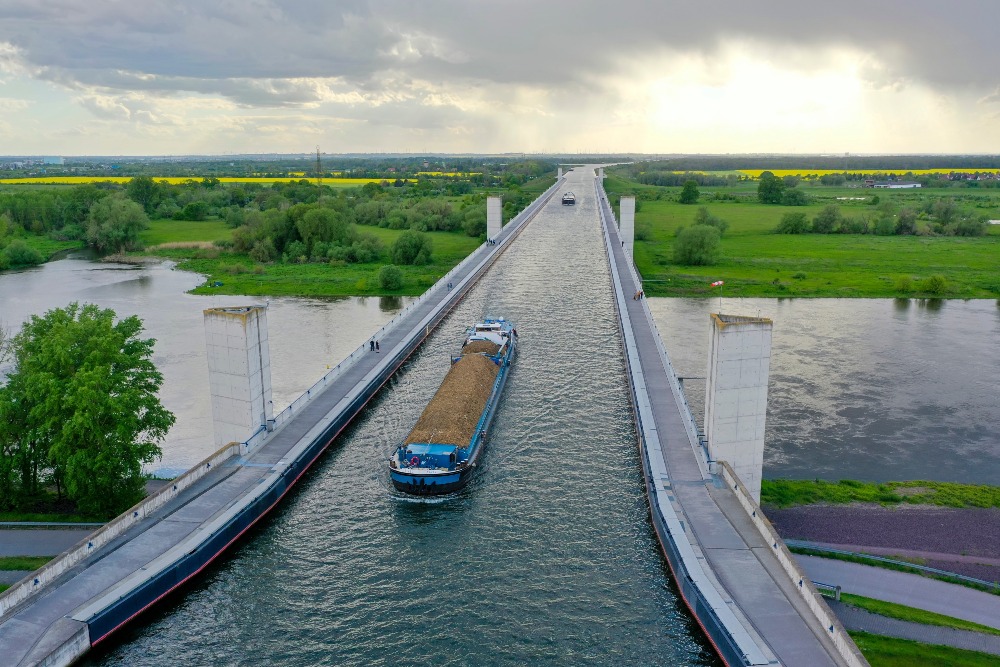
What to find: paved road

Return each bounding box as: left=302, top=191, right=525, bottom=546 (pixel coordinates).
left=0, top=530, right=94, bottom=557
left=797, top=555, right=1000, bottom=630
left=829, top=600, right=1000, bottom=657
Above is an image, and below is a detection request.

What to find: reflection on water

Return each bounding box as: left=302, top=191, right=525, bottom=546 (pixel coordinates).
left=648, top=297, right=1000, bottom=483
left=0, top=257, right=412, bottom=474
left=85, top=182, right=719, bottom=667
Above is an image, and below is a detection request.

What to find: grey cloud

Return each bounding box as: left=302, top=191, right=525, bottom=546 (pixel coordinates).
left=0, top=0, right=996, bottom=105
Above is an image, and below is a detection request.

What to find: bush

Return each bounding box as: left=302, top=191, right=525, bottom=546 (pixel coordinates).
left=895, top=276, right=913, bottom=292
left=693, top=207, right=728, bottom=235
left=248, top=238, right=277, bottom=263
left=781, top=188, right=809, bottom=206
left=2, top=239, right=44, bottom=267
left=874, top=216, right=896, bottom=236
left=673, top=225, right=720, bottom=265
left=679, top=180, right=700, bottom=204
left=390, top=230, right=432, bottom=265
left=284, top=240, right=307, bottom=263
left=812, top=205, right=841, bottom=234
left=775, top=212, right=810, bottom=234
left=377, top=264, right=403, bottom=290
left=922, top=275, right=948, bottom=295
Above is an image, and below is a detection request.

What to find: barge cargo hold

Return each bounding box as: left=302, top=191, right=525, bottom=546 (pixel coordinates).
left=389, top=318, right=516, bottom=495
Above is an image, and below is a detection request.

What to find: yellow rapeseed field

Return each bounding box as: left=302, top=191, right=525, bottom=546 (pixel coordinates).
left=736, top=168, right=1000, bottom=178
left=0, top=176, right=412, bottom=185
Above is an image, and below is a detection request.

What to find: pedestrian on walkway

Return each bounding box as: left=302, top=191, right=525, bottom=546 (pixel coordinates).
left=376, top=341, right=380, bottom=353
left=370, top=340, right=375, bottom=352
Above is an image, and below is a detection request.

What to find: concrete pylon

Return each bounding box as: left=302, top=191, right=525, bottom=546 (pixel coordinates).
left=204, top=305, right=273, bottom=447
left=704, top=314, right=773, bottom=502
left=598, top=167, right=604, bottom=179
left=619, top=196, right=635, bottom=257
left=557, top=167, right=563, bottom=179
left=486, top=196, right=502, bottom=240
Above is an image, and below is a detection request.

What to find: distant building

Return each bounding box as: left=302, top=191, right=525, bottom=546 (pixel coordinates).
left=872, top=182, right=921, bottom=189
left=43, top=156, right=64, bottom=165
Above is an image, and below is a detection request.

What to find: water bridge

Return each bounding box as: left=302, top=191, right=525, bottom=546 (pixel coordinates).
left=0, top=168, right=865, bottom=666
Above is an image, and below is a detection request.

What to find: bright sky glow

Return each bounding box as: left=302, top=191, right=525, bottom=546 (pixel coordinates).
left=0, top=1, right=997, bottom=155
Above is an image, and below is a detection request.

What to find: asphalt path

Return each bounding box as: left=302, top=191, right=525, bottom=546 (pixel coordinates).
left=0, top=529, right=94, bottom=557
left=797, top=554, right=1000, bottom=630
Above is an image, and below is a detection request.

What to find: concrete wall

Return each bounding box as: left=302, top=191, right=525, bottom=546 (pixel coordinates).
left=486, top=196, right=502, bottom=240
left=704, top=314, right=772, bottom=501
left=204, top=306, right=273, bottom=447
left=619, top=196, right=635, bottom=258
left=719, top=462, right=870, bottom=667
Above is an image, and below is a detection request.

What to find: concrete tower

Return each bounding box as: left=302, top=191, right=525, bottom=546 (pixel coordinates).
left=204, top=305, right=273, bottom=448
left=619, top=196, right=635, bottom=257
left=486, top=196, right=502, bottom=240
left=704, top=314, right=773, bottom=501
left=557, top=167, right=563, bottom=179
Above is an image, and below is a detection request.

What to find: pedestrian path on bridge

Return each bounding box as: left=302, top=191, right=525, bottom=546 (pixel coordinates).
left=595, top=172, right=861, bottom=667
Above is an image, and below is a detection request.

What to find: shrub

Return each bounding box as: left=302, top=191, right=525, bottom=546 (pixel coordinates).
left=390, top=230, right=432, bottom=265
left=812, top=205, right=841, bottom=234
left=248, top=238, right=277, bottom=263
left=922, top=275, right=948, bottom=295
left=781, top=188, right=809, bottom=206
left=895, top=276, right=913, bottom=292
left=775, top=212, right=810, bottom=234
left=2, top=239, right=44, bottom=267
left=874, top=216, right=896, bottom=236
left=377, top=264, right=403, bottom=290
left=673, top=225, right=720, bottom=266
left=693, top=207, right=729, bottom=235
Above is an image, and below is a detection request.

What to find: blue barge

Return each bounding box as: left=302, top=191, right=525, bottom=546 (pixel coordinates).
left=389, top=318, right=516, bottom=495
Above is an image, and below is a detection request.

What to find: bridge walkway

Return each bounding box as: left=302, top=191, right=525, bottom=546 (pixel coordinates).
left=596, top=180, right=850, bottom=666
left=0, top=181, right=561, bottom=666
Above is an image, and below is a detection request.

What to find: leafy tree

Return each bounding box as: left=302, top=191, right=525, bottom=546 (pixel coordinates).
left=296, top=208, right=354, bottom=255
left=693, top=207, right=728, bottom=235
left=176, top=201, right=209, bottom=221
left=125, top=176, right=160, bottom=214
left=895, top=208, right=917, bottom=235
left=86, top=194, right=149, bottom=253
left=673, top=225, right=720, bottom=265
left=874, top=215, right=896, bottom=236
left=249, top=238, right=277, bottom=263
left=679, top=180, right=700, bottom=204
left=0, top=303, right=173, bottom=516
left=931, top=198, right=958, bottom=225
left=377, top=264, right=403, bottom=290
left=812, top=205, right=842, bottom=234
left=781, top=188, right=808, bottom=206
left=390, top=230, right=433, bottom=265
left=757, top=171, right=786, bottom=204
left=2, top=239, right=44, bottom=267
left=775, top=212, right=810, bottom=234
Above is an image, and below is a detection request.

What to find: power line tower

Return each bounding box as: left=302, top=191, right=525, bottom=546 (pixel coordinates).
left=314, top=146, right=322, bottom=187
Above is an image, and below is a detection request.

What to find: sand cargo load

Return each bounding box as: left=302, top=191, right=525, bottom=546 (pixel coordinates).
left=389, top=318, right=516, bottom=495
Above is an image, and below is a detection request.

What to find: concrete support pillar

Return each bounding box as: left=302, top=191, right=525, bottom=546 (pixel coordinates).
left=704, top=314, right=773, bottom=502
left=619, top=196, right=635, bottom=257
left=487, top=196, right=502, bottom=240
left=598, top=167, right=604, bottom=179
left=557, top=167, right=563, bottom=179
left=204, top=305, right=273, bottom=447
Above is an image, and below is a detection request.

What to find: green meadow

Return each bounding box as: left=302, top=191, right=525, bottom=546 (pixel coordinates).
left=604, top=175, right=1000, bottom=298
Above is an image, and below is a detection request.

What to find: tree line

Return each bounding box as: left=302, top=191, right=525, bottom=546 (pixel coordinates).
left=775, top=199, right=989, bottom=237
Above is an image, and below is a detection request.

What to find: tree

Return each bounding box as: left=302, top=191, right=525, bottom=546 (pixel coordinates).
left=0, top=303, right=173, bottom=516
left=757, top=171, right=786, bottom=204
left=693, top=207, right=728, bottom=235
left=86, top=194, right=149, bottom=253
left=125, top=176, right=160, bottom=214
left=296, top=207, right=354, bottom=255
left=895, top=208, right=917, bottom=235
left=775, top=212, right=810, bottom=234
left=781, top=188, right=808, bottom=206
left=673, top=225, right=720, bottom=265
left=377, top=264, right=403, bottom=290
left=390, top=230, right=433, bottom=265
left=679, top=180, right=700, bottom=204
left=812, top=205, right=842, bottom=234
left=2, top=239, right=44, bottom=267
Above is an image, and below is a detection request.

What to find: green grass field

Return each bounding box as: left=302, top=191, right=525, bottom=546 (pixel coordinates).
left=0, top=556, right=53, bottom=571
left=152, top=226, right=483, bottom=297
left=760, top=479, right=1000, bottom=509
left=140, top=218, right=234, bottom=246
left=850, top=631, right=1000, bottom=666
left=604, top=175, right=1000, bottom=298
left=841, top=593, right=1000, bottom=636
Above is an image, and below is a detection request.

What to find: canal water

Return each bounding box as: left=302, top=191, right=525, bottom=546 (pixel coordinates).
left=77, top=191, right=719, bottom=664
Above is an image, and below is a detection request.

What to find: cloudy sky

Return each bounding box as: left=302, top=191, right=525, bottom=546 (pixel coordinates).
left=0, top=0, right=998, bottom=156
